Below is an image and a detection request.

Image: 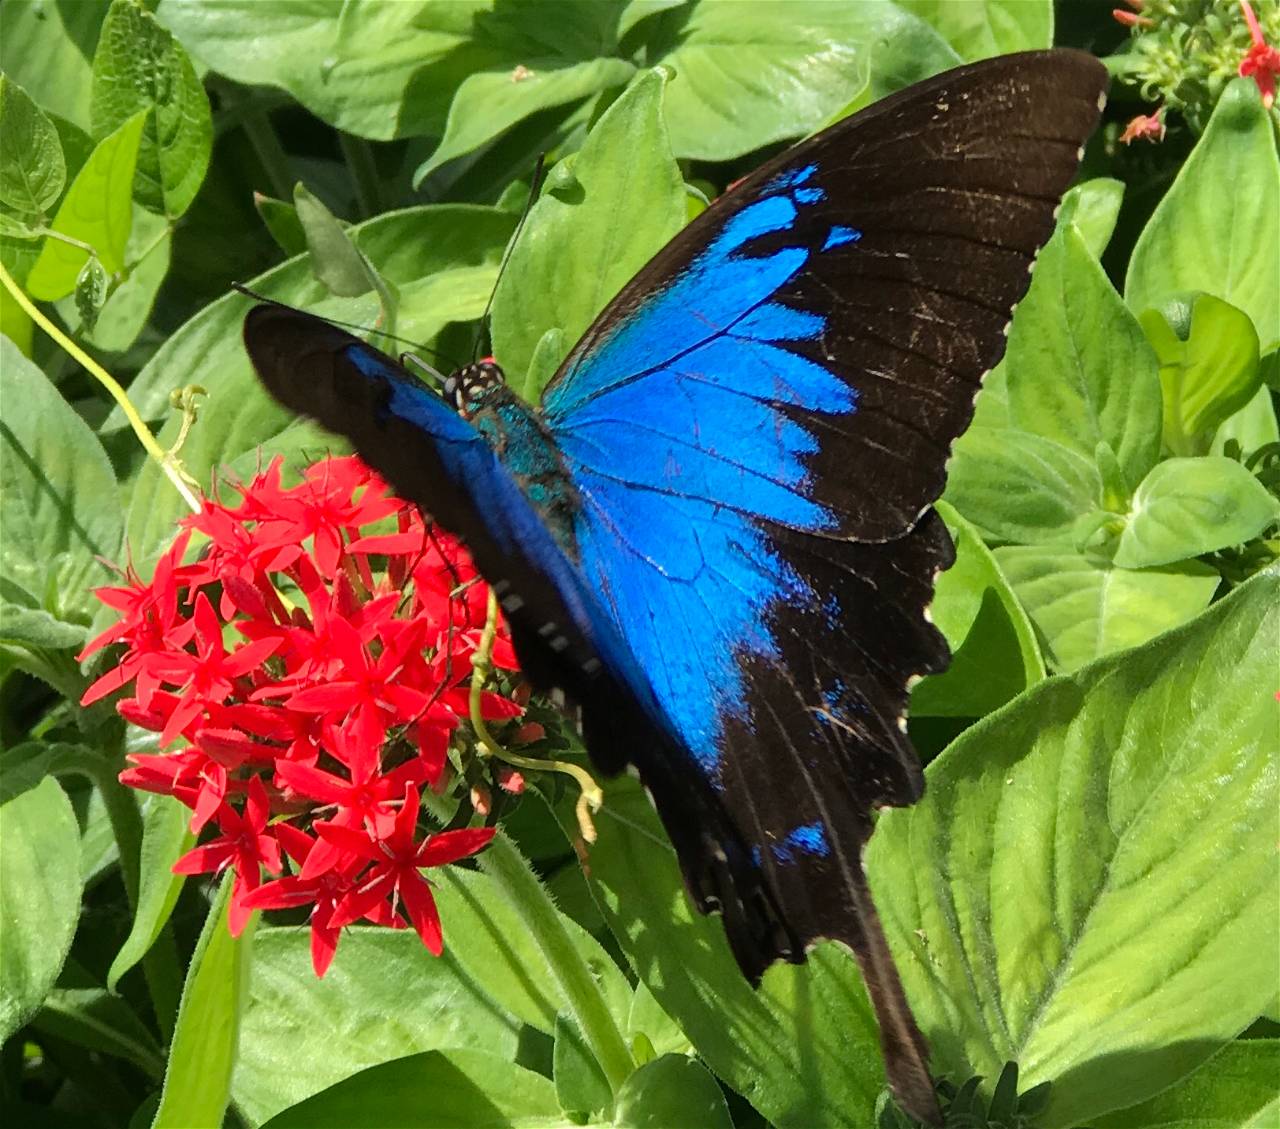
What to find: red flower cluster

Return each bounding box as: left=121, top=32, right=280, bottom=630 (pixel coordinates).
left=1240, top=0, right=1280, bottom=108
left=81, top=455, right=527, bottom=975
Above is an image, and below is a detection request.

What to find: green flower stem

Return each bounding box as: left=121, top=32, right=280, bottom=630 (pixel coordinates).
left=468, top=589, right=602, bottom=841
left=52, top=745, right=183, bottom=1040
left=0, top=260, right=201, bottom=513
left=240, top=109, right=294, bottom=203
left=339, top=131, right=384, bottom=218
left=479, top=829, right=634, bottom=1095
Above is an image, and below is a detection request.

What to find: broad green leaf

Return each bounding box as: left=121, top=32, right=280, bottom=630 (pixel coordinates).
left=646, top=0, right=868, bottom=160
left=1127, top=78, right=1280, bottom=353
left=0, top=777, right=82, bottom=1042
left=626, top=980, right=690, bottom=1060
left=1006, top=226, right=1162, bottom=494
left=156, top=0, right=505, bottom=141
left=232, top=927, right=521, bottom=1126
left=420, top=57, right=636, bottom=180
left=910, top=501, right=1045, bottom=717
left=0, top=75, right=66, bottom=213
left=945, top=426, right=1102, bottom=545
left=1093, top=1040, right=1280, bottom=1129
left=994, top=546, right=1219, bottom=671
left=613, top=1054, right=733, bottom=1128
left=1213, top=382, right=1280, bottom=456
left=1115, top=456, right=1280, bottom=569
left=152, top=877, right=254, bottom=1129
left=25, top=110, right=146, bottom=300
left=1057, top=177, right=1124, bottom=258
left=831, top=3, right=960, bottom=115
left=0, top=338, right=122, bottom=611
left=432, top=864, right=631, bottom=1037
left=111, top=204, right=514, bottom=572
left=491, top=67, right=684, bottom=395
left=554, top=1013, right=612, bottom=1120
left=893, top=0, right=1052, bottom=58
left=582, top=774, right=887, bottom=1128
left=90, top=0, right=212, bottom=218
left=0, top=0, right=103, bottom=130
left=260, top=1049, right=562, bottom=1129
left=869, top=574, right=1279, bottom=1128
left=34, top=987, right=165, bottom=1077
left=108, top=795, right=193, bottom=991
left=0, top=604, right=87, bottom=651
left=1141, top=294, right=1262, bottom=457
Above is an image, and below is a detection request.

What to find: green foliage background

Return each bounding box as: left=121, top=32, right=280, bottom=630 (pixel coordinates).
left=0, top=1, right=1277, bottom=1127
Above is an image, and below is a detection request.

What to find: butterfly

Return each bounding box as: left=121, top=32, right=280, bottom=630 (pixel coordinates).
left=245, top=49, right=1107, bottom=1124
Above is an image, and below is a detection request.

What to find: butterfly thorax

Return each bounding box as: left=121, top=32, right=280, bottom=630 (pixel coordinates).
left=445, top=360, right=579, bottom=552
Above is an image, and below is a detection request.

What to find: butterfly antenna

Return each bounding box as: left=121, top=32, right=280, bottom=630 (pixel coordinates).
left=231, top=283, right=460, bottom=371
left=472, top=154, right=548, bottom=363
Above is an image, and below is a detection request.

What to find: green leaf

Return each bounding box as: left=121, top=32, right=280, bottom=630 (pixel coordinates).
left=0, top=338, right=122, bottom=611
left=892, top=0, right=1052, bottom=58
left=1093, top=1040, right=1280, bottom=1129
left=73, top=207, right=172, bottom=353
left=1126, top=78, right=1280, bottom=353
left=421, top=57, right=636, bottom=180
left=0, top=75, right=67, bottom=214
left=255, top=193, right=307, bottom=257
left=152, top=876, right=254, bottom=1129
left=0, top=0, right=103, bottom=130
left=293, top=183, right=377, bottom=297
left=1057, top=177, right=1124, bottom=258
left=625, top=980, right=690, bottom=1060
left=111, top=203, right=513, bottom=572
left=945, top=426, right=1102, bottom=545
left=830, top=3, right=960, bottom=115
left=260, top=1049, right=563, bottom=1129
left=232, top=927, right=522, bottom=1126
left=25, top=110, right=146, bottom=300
left=554, top=1013, right=612, bottom=1120
left=0, top=777, right=82, bottom=1043
left=431, top=864, right=631, bottom=1038
left=108, top=795, right=193, bottom=992
left=910, top=501, right=1045, bottom=717
left=0, top=604, right=88, bottom=651
left=646, top=1, right=869, bottom=160
left=994, top=546, right=1220, bottom=671
left=90, top=0, right=212, bottom=218
left=612, top=1054, right=733, bottom=1128
left=34, top=987, right=165, bottom=1077
left=74, top=255, right=109, bottom=330
left=582, top=774, right=887, bottom=1128
left=1006, top=226, right=1163, bottom=494
left=870, top=573, right=1279, bottom=1128
left=1141, top=294, right=1262, bottom=457
left=1115, top=457, right=1280, bottom=569
left=156, top=0, right=500, bottom=141
left=1213, top=382, right=1279, bottom=456
left=491, top=67, right=684, bottom=396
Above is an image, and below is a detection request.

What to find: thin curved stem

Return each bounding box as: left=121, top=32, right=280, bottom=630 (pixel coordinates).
left=0, top=260, right=201, bottom=513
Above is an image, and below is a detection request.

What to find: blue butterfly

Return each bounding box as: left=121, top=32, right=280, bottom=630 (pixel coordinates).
left=245, top=49, right=1107, bottom=1123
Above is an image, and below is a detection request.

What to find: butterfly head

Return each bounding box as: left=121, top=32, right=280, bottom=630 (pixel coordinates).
left=444, top=358, right=506, bottom=419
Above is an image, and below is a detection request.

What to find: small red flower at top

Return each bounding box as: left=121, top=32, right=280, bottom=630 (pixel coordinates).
left=1112, top=1, right=1153, bottom=30
left=81, top=455, right=522, bottom=975
left=1120, top=106, right=1167, bottom=144
left=1240, top=0, right=1280, bottom=108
